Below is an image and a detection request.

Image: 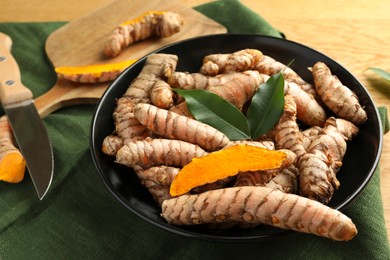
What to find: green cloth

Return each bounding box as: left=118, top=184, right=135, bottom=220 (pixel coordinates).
left=0, top=0, right=389, bottom=259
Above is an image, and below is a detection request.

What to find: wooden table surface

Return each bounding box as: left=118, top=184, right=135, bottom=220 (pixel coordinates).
left=2, top=0, right=389, bottom=241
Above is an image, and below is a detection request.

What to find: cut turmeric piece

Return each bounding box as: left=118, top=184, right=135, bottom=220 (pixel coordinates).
left=169, top=144, right=289, bottom=197
left=0, top=116, right=26, bottom=183
left=55, top=59, right=137, bottom=83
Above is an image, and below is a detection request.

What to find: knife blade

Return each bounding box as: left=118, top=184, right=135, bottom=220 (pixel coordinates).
left=0, top=32, right=53, bottom=200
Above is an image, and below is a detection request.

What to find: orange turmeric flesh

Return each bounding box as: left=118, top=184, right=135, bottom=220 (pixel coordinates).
left=55, top=59, right=137, bottom=83
left=0, top=152, right=26, bottom=183
left=170, top=144, right=288, bottom=197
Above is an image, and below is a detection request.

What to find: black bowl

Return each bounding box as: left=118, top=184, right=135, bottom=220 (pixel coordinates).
left=90, top=34, right=383, bottom=242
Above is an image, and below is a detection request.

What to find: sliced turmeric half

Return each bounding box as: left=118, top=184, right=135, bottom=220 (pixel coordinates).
left=55, top=59, right=137, bottom=83
left=169, top=144, right=289, bottom=197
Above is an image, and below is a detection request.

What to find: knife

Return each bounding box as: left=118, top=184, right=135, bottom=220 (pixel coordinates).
left=0, top=32, right=53, bottom=200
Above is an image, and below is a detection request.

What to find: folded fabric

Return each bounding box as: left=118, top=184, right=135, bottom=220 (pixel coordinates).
left=0, top=0, right=389, bottom=259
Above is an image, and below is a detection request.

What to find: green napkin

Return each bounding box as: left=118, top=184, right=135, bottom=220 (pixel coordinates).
left=0, top=0, right=389, bottom=259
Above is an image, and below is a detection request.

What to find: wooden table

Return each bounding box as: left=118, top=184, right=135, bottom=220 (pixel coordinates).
left=2, top=0, right=389, bottom=241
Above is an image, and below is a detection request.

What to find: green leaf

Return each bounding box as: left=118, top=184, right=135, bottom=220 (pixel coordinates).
left=173, top=88, right=251, bottom=140
left=368, top=67, right=390, bottom=82
left=246, top=73, right=285, bottom=139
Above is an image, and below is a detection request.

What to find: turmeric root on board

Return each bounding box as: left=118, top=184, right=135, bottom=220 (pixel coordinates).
left=311, top=62, right=367, bottom=125
left=199, top=49, right=263, bottom=76
left=133, top=103, right=230, bottom=151
left=0, top=116, right=26, bottom=183
left=104, top=11, right=183, bottom=57
left=116, top=137, right=207, bottom=169
left=55, top=60, right=136, bottom=83
left=169, top=144, right=294, bottom=197
left=161, top=186, right=357, bottom=241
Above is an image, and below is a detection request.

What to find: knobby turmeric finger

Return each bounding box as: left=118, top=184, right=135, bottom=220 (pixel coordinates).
left=284, top=81, right=327, bottom=127
left=133, top=103, right=230, bottom=151
left=161, top=186, right=357, bottom=241
left=0, top=116, right=26, bottom=183
left=199, top=49, right=263, bottom=76
left=124, top=53, right=178, bottom=104
left=134, top=165, right=180, bottom=205
left=169, top=144, right=291, bottom=197
left=116, top=138, right=207, bottom=168
left=311, top=62, right=367, bottom=125
left=271, top=95, right=306, bottom=158
left=255, top=55, right=318, bottom=99
left=55, top=60, right=137, bottom=83
left=104, top=11, right=183, bottom=57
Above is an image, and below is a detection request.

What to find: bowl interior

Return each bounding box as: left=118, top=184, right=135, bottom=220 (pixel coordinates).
left=90, top=34, right=382, bottom=241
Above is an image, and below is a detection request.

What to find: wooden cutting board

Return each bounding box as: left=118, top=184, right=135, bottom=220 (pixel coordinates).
left=34, top=0, right=226, bottom=117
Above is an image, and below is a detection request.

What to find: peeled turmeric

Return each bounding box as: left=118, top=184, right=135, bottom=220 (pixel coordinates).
left=311, top=62, right=367, bottom=125
left=169, top=144, right=291, bottom=197
left=0, top=116, right=26, bottom=183
left=104, top=11, right=183, bottom=57
left=55, top=60, right=136, bottom=83
left=161, top=186, right=357, bottom=241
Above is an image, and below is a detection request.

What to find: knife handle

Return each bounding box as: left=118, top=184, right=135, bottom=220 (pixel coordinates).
left=0, top=32, right=33, bottom=106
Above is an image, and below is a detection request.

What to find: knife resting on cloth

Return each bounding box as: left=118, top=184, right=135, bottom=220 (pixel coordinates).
left=0, top=32, right=53, bottom=200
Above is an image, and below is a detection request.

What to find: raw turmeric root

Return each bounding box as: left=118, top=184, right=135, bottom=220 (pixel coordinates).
left=133, top=103, right=230, bottom=151
left=101, top=135, right=123, bottom=156
left=0, top=116, right=26, bottom=183
left=134, top=165, right=179, bottom=205
left=284, top=81, right=327, bottom=126
left=55, top=60, right=136, bottom=83
left=311, top=62, right=367, bottom=125
left=265, top=165, right=299, bottom=194
left=169, top=144, right=293, bottom=197
left=116, top=138, right=207, bottom=168
left=298, top=117, right=358, bottom=204
left=150, top=80, right=174, bottom=109
left=168, top=70, right=266, bottom=92
left=161, top=186, right=357, bottom=241
left=104, top=11, right=183, bottom=57
left=124, top=53, right=178, bottom=104
left=113, top=97, right=150, bottom=142
left=255, top=54, right=317, bottom=98
left=206, top=70, right=267, bottom=110
left=271, top=95, right=306, bottom=158
left=199, top=49, right=263, bottom=76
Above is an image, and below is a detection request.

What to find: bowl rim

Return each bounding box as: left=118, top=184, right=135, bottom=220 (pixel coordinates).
left=90, top=33, right=384, bottom=242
